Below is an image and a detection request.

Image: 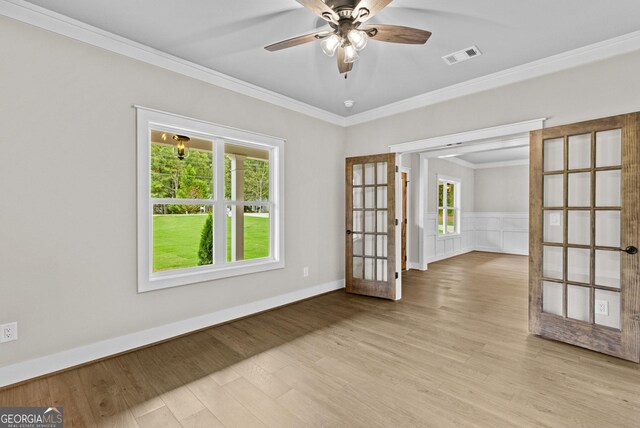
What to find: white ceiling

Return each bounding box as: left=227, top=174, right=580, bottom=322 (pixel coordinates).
left=457, top=146, right=529, bottom=166
left=22, top=0, right=640, bottom=116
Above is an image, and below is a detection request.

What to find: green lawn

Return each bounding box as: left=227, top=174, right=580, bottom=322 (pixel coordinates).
left=153, top=214, right=269, bottom=271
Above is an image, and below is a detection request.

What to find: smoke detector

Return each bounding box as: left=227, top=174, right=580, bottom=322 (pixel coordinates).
left=344, top=100, right=355, bottom=109
left=442, top=46, right=482, bottom=65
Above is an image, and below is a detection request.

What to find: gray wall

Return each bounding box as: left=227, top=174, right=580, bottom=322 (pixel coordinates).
left=474, top=165, right=529, bottom=212
left=0, top=16, right=345, bottom=368
left=345, top=49, right=640, bottom=157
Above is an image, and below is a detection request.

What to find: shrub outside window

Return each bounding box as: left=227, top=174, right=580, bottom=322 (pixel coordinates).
left=136, top=107, right=284, bottom=292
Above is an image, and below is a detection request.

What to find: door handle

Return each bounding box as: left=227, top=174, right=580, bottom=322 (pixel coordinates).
left=346, top=230, right=352, bottom=235
left=621, top=246, right=638, bottom=255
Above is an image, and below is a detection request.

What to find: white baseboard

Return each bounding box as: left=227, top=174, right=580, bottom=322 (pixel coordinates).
left=0, top=279, right=345, bottom=388
left=406, top=262, right=427, bottom=271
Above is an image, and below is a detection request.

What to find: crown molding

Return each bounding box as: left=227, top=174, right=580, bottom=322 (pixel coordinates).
left=345, top=30, right=640, bottom=127
left=2, top=0, right=640, bottom=129
left=0, top=0, right=347, bottom=127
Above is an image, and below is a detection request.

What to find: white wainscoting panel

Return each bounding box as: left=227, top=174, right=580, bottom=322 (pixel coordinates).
left=423, top=212, right=529, bottom=266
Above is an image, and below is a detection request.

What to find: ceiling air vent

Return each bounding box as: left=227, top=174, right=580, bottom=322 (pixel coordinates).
left=442, top=46, right=482, bottom=65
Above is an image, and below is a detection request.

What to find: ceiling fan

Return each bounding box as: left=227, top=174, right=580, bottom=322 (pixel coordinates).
left=265, top=0, right=432, bottom=74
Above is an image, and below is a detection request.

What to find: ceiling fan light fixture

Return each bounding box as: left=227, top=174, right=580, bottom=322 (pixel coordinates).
left=320, top=34, right=341, bottom=57
left=347, top=29, right=368, bottom=51
left=343, top=44, right=359, bottom=64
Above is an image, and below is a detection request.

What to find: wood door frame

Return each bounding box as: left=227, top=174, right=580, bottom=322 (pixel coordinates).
left=400, top=167, right=410, bottom=271
left=529, top=112, right=640, bottom=362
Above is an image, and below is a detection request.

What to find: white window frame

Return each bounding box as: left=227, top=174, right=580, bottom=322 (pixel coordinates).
left=436, top=175, right=461, bottom=238
left=136, top=106, right=285, bottom=292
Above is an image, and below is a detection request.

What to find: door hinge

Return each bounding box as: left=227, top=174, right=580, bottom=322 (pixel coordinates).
left=395, top=166, right=399, bottom=173
left=395, top=219, right=399, bottom=226
left=395, top=272, right=399, bottom=279
left=404, top=255, right=407, bottom=262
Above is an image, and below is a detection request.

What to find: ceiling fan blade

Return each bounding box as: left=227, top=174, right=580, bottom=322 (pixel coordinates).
left=352, top=0, right=394, bottom=23
left=296, top=0, right=339, bottom=22
left=265, top=31, right=332, bottom=52
left=363, top=24, right=432, bottom=44
left=337, top=47, right=353, bottom=74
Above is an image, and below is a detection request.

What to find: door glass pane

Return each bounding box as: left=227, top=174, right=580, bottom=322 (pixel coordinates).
left=364, top=211, right=375, bottom=233
left=595, top=211, right=620, bottom=248
left=567, top=211, right=590, bottom=246
left=543, top=246, right=563, bottom=280
left=543, top=281, right=563, bottom=316
left=596, top=129, right=622, bottom=168
left=567, top=248, right=590, bottom=283
left=364, top=258, right=375, bottom=280
left=594, top=289, right=621, bottom=329
left=364, top=235, right=375, bottom=256
left=595, top=170, right=621, bottom=207
left=353, top=188, right=363, bottom=209
left=364, top=187, right=375, bottom=209
left=595, top=250, right=620, bottom=289
left=377, top=162, right=387, bottom=184
left=377, top=235, right=388, bottom=258
left=377, top=186, right=387, bottom=209
left=544, top=138, right=564, bottom=171
left=376, top=259, right=387, bottom=281
left=544, top=174, right=563, bottom=207
left=377, top=211, right=388, bottom=233
left=567, top=285, right=590, bottom=322
left=568, top=134, right=591, bottom=170
left=568, top=173, right=591, bottom=207
left=353, top=234, right=363, bottom=256
left=543, top=211, right=563, bottom=243
left=353, top=164, right=363, bottom=186
left=353, top=257, right=363, bottom=279
left=353, top=210, right=363, bottom=232
left=364, top=163, right=375, bottom=185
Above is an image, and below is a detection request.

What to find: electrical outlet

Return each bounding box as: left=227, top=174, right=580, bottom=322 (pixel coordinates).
left=0, top=322, right=18, bottom=343
left=303, top=267, right=309, bottom=277
left=595, top=300, right=609, bottom=316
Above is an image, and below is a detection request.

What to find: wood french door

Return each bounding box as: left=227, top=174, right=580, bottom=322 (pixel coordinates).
left=529, top=112, right=640, bottom=362
left=346, top=153, right=397, bottom=300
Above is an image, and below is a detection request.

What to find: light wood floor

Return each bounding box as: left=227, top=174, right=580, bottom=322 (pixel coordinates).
left=2, top=252, right=640, bottom=427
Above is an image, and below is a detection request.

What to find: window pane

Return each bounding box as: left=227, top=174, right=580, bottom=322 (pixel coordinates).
left=446, top=210, right=456, bottom=234
left=226, top=205, right=270, bottom=262
left=153, top=205, right=213, bottom=272
left=150, top=131, right=213, bottom=199
left=438, top=209, right=445, bottom=235
left=224, top=143, right=270, bottom=201
left=438, top=182, right=444, bottom=207
left=446, top=183, right=455, bottom=208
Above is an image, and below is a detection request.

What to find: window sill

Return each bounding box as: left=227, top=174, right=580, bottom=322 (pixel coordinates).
left=138, top=258, right=285, bottom=293
left=436, top=233, right=461, bottom=240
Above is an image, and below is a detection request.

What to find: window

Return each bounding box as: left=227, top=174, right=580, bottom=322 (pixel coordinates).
left=437, top=176, right=460, bottom=236
left=136, top=107, right=284, bottom=292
